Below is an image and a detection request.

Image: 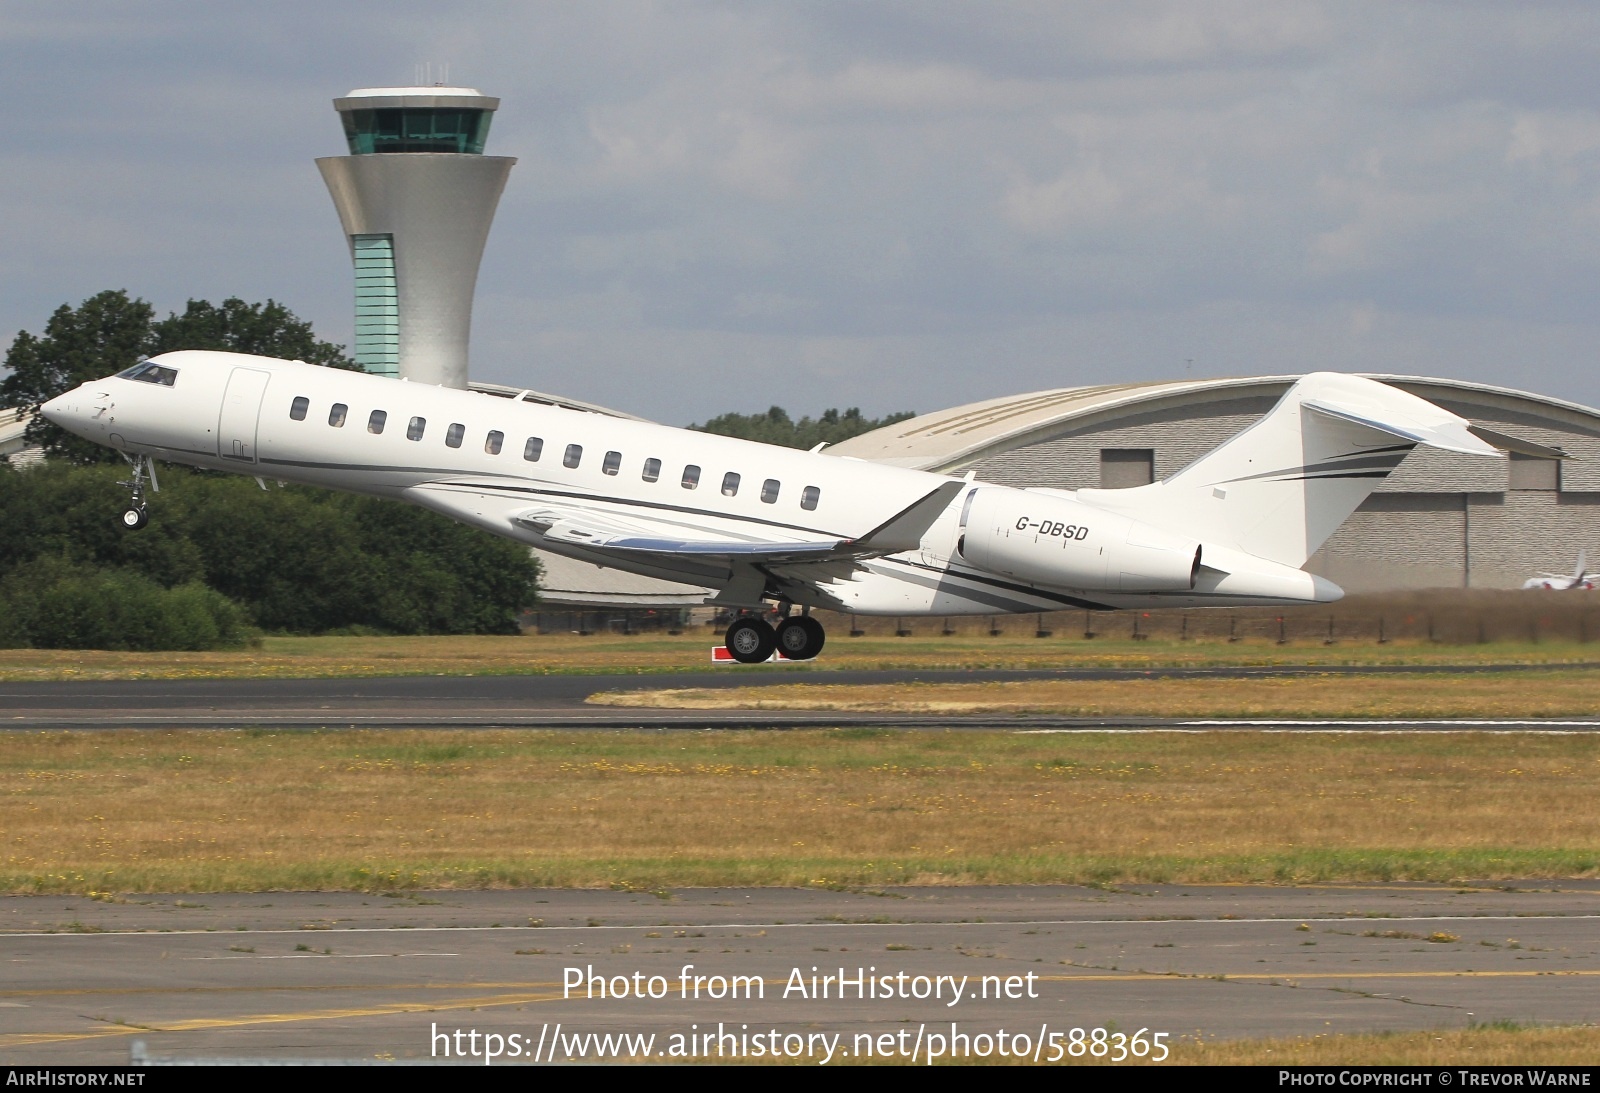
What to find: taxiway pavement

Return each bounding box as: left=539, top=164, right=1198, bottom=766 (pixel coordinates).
left=4, top=883, right=1598, bottom=1063
left=4, top=665, right=1599, bottom=731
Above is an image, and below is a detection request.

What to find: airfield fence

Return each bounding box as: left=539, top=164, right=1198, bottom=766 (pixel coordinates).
left=807, top=590, right=1600, bottom=645
left=526, top=592, right=1600, bottom=645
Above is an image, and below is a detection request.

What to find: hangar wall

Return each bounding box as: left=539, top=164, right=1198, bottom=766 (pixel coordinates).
left=936, top=380, right=1600, bottom=593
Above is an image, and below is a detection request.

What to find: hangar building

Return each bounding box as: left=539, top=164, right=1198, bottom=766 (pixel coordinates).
left=828, top=374, right=1600, bottom=593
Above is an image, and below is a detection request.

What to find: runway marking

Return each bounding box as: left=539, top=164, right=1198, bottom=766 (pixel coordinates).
left=0, top=989, right=569, bottom=1049
left=182, top=952, right=460, bottom=961
left=7, top=968, right=1600, bottom=1049
left=6, top=911, right=1599, bottom=940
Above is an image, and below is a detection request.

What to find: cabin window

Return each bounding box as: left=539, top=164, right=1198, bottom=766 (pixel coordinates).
left=721, top=471, right=741, bottom=497
left=445, top=423, right=465, bottom=449
left=368, top=410, right=387, bottom=434
left=642, top=457, right=661, bottom=483
left=407, top=416, right=426, bottom=441
left=328, top=403, right=348, bottom=428
left=523, top=437, right=543, bottom=462
left=682, top=464, right=701, bottom=489
left=602, top=450, right=622, bottom=475
left=801, top=485, right=821, bottom=510
left=485, top=430, right=504, bottom=455
left=289, top=396, right=309, bottom=421
left=761, top=478, right=780, bottom=504
left=564, top=443, right=583, bottom=469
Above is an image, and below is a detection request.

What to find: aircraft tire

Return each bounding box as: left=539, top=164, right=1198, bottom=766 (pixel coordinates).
left=725, top=617, right=776, bottom=664
left=120, top=506, right=148, bottom=531
left=776, top=616, right=826, bottom=660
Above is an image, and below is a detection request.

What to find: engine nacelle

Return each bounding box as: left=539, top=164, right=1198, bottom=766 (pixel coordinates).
left=958, top=487, right=1201, bottom=592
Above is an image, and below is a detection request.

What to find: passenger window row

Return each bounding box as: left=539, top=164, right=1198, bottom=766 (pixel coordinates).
left=289, top=397, right=820, bottom=509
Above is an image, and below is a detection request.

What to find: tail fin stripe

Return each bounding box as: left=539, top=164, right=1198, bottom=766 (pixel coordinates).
left=1217, top=452, right=1411, bottom=486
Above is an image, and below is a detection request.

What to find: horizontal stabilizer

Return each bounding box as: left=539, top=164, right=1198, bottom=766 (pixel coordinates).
left=1300, top=398, right=1501, bottom=458
left=1466, top=425, right=1569, bottom=461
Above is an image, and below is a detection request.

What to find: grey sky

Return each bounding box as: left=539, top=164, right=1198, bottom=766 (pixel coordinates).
left=4, top=1, right=1599, bottom=423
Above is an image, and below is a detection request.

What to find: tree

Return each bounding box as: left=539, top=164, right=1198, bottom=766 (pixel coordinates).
left=151, top=298, right=357, bottom=370
left=1, top=291, right=356, bottom=462
left=690, top=405, right=916, bottom=450
left=0, top=290, right=155, bottom=462
left=0, top=462, right=540, bottom=640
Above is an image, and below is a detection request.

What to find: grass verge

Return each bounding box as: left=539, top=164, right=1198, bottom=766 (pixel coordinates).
left=2, top=633, right=1599, bottom=682
left=5, top=729, right=1600, bottom=894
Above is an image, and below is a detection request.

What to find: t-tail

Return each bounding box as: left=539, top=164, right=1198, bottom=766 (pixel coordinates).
left=1075, top=372, right=1503, bottom=568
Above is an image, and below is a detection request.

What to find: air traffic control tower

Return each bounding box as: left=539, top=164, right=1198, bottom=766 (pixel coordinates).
left=317, top=87, right=515, bottom=389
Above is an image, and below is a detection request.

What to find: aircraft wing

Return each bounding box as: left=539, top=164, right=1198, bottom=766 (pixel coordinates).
left=510, top=480, right=964, bottom=566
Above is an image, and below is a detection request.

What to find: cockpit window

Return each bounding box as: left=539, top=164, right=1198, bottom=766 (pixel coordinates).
left=117, top=361, right=178, bottom=387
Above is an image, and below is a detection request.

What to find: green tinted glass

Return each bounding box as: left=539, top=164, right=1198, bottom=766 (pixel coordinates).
left=352, top=234, right=399, bottom=378
left=341, top=108, right=492, bottom=154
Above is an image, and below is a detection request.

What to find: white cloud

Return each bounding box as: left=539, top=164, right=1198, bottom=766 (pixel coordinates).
left=6, top=1, right=1600, bottom=422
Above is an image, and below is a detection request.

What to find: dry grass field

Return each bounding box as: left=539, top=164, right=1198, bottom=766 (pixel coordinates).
left=592, top=669, right=1600, bottom=719
left=5, top=729, right=1600, bottom=894
left=1, top=631, right=1598, bottom=682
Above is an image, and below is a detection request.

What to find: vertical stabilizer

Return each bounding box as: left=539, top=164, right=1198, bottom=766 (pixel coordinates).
left=1074, top=373, right=1502, bottom=567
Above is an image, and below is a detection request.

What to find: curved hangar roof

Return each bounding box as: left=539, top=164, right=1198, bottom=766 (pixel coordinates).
left=825, top=374, right=1600, bottom=476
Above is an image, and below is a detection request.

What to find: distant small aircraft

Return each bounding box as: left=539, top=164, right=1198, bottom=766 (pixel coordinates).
left=42, top=352, right=1509, bottom=661
left=1522, top=551, right=1597, bottom=591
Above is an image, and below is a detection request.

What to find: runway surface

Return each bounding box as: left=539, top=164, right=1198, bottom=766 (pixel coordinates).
left=4, top=883, right=1598, bottom=1063
left=4, top=665, right=1599, bottom=731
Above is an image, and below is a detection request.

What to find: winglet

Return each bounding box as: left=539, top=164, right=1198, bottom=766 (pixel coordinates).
left=849, top=480, right=966, bottom=554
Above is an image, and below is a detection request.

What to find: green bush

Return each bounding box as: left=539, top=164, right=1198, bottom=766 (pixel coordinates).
left=0, top=461, right=540, bottom=639
left=0, top=559, right=252, bottom=651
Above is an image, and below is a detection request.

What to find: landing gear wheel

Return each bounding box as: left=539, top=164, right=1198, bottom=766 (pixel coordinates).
left=776, top=616, right=826, bottom=660
left=116, top=454, right=158, bottom=532
left=724, top=617, right=776, bottom=664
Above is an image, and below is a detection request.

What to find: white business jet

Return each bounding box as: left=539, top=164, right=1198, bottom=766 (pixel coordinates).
left=1522, top=551, right=1597, bottom=591
left=41, top=351, right=1504, bottom=661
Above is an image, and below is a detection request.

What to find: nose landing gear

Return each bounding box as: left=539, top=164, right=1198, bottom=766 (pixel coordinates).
left=116, top=454, right=158, bottom=531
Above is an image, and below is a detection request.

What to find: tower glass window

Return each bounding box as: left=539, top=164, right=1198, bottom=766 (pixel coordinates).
left=351, top=234, right=399, bottom=378
left=341, top=108, right=494, bottom=155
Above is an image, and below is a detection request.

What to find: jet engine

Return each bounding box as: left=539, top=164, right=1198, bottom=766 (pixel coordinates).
left=958, top=487, right=1201, bottom=592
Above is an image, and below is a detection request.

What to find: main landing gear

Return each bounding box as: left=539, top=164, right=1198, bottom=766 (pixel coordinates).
left=723, top=613, right=827, bottom=663
left=116, top=454, right=158, bottom=531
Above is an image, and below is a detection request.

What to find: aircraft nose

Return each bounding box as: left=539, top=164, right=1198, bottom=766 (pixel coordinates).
left=39, top=391, right=73, bottom=423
